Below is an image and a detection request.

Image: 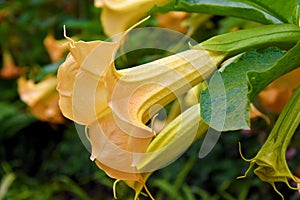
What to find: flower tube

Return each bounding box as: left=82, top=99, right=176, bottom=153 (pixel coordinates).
left=238, top=86, right=300, bottom=199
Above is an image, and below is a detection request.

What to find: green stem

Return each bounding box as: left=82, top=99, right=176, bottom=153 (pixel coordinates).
left=264, top=85, right=300, bottom=150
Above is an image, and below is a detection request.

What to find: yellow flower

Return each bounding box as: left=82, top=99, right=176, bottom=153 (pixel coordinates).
left=57, top=20, right=224, bottom=198
left=94, top=0, right=171, bottom=36
left=238, top=86, right=300, bottom=199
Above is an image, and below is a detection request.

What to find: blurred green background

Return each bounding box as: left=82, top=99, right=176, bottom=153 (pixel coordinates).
left=0, top=0, right=300, bottom=199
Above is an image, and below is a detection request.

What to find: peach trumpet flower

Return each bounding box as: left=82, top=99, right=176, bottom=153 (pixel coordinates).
left=57, top=19, right=224, bottom=197
left=18, top=75, right=65, bottom=124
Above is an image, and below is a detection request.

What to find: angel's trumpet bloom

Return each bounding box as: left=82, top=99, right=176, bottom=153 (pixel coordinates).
left=57, top=19, right=224, bottom=197
left=18, top=75, right=65, bottom=124
left=94, top=0, right=171, bottom=36
left=44, top=34, right=69, bottom=62
left=238, top=86, right=300, bottom=199
left=125, top=104, right=208, bottom=199
left=1, top=50, right=23, bottom=79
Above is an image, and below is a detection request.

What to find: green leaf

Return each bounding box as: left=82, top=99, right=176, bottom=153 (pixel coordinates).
left=58, top=176, right=92, bottom=200
left=0, top=173, right=15, bottom=200
left=182, top=184, right=196, bottom=200
left=197, top=24, right=300, bottom=57
left=0, top=102, right=36, bottom=138
left=248, top=41, right=300, bottom=100
left=34, top=60, right=63, bottom=82
left=156, top=0, right=281, bottom=24
left=0, top=102, right=18, bottom=121
left=200, top=47, right=287, bottom=131
left=237, top=0, right=299, bottom=25
left=1, top=112, right=36, bottom=138
left=152, top=179, right=182, bottom=200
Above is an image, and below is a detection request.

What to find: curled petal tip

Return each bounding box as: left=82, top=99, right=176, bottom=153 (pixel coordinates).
left=238, top=142, right=252, bottom=162
left=63, top=25, right=75, bottom=47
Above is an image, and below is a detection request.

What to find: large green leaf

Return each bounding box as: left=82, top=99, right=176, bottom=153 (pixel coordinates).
left=200, top=45, right=300, bottom=131
left=237, top=0, right=299, bottom=25
left=248, top=41, right=300, bottom=100
left=156, top=0, right=281, bottom=24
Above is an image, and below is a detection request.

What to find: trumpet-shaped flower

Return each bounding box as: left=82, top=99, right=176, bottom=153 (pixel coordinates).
left=238, top=86, right=300, bottom=199
left=125, top=104, right=209, bottom=199
left=94, top=0, right=171, bottom=36
left=18, top=75, right=65, bottom=124
left=1, top=50, right=23, bottom=79
left=44, top=34, right=69, bottom=63
left=57, top=20, right=224, bottom=197
left=17, top=33, right=70, bottom=124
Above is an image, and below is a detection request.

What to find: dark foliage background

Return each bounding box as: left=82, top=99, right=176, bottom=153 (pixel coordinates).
left=0, top=1, right=299, bottom=199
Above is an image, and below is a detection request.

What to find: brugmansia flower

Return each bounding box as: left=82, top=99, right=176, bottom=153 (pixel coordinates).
left=57, top=19, right=224, bottom=198
left=44, top=34, right=69, bottom=63
left=94, top=0, right=171, bottom=36
left=1, top=50, right=23, bottom=79
left=156, top=11, right=189, bottom=33
left=238, top=86, right=300, bottom=199
left=127, top=104, right=209, bottom=199
left=18, top=75, right=65, bottom=124
left=17, top=33, right=70, bottom=124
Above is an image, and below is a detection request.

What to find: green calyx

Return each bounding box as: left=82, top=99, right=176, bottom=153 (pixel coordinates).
left=238, top=86, right=300, bottom=199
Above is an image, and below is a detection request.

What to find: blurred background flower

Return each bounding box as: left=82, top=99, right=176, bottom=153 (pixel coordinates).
left=94, top=0, right=170, bottom=36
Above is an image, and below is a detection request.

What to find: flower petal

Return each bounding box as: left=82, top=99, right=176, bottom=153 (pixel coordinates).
left=43, top=34, right=68, bottom=62
left=109, top=49, right=221, bottom=137
left=56, top=39, right=110, bottom=125
left=18, top=75, right=65, bottom=123
left=18, top=76, right=57, bottom=106
left=96, top=0, right=170, bottom=36
left=88, top=109, right=152, bottom=181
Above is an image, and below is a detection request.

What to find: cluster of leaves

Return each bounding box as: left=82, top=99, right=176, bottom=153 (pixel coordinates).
left=0, top=0, right=300, bottom=200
